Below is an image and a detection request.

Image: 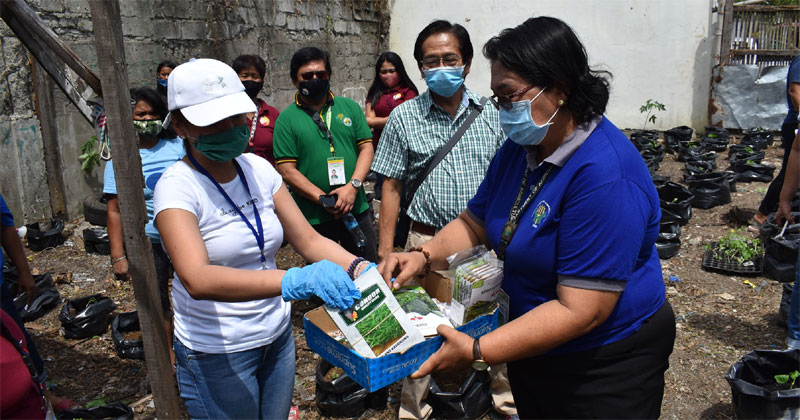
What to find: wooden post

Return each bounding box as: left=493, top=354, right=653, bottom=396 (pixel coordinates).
left=31, top=58, right=68, bottom=218
left=87, top=1, right=181, bottom=418
left=720, top=0, right=734, bottom=66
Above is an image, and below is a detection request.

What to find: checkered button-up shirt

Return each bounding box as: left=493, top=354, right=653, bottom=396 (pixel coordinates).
left=371, top=87, right=506, bottom=228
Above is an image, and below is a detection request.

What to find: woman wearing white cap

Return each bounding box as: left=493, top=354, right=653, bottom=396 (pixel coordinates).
left=153, top=58, right=367, bottom=419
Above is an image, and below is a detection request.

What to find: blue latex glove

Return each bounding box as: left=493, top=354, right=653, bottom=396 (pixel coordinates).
left=281, top=260, right=361, bottom=310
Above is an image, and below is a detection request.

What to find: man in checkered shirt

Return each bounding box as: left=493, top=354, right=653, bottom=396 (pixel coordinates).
left=370, top=20, right=513, bottom=420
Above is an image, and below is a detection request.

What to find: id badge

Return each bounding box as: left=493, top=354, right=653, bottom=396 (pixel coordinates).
left=327, top=157, right=346, bottom=186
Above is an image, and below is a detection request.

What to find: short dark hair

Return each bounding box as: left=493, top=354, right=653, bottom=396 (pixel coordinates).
left=413, top=20, right=473, bottom=68
left=131, top=87, right=174, bottom=138
left=483, top=16, right=611, bottom=123
left=289, top=47, right=332, bottom=82
left=156, top=60, right=177, bottom=74
left=366, top=52, right=419, bottom=108
left=232, top=55, right=266, bottom=78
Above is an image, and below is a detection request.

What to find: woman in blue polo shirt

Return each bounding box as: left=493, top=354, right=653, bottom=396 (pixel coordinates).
left=379, top=16, right=674, bottom=419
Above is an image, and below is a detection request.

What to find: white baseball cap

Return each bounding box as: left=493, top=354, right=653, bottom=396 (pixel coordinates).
left=164, top=58, right=256, bottom=128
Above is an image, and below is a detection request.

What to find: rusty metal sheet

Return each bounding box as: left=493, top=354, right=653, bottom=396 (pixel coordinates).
left=710, top=64, right=786, bottom=130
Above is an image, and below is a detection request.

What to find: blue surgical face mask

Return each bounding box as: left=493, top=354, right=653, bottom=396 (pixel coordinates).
left=423, top=66, right=465, bottom=98
left=157, top=79, right=168, bottom=87
left=499, top=87, right=559, bottom=146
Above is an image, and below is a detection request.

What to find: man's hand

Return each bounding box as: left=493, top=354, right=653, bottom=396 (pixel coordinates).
left=775, top=201, right=796, bottom=226
left=329, top=184, right=357, bottom=216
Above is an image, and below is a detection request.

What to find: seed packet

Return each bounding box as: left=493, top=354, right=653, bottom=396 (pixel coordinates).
left=324, top=268, right=424, bottom=358
left=448, top=246, right=504, bottom=327
left=394, top=286, right=453, bottom=337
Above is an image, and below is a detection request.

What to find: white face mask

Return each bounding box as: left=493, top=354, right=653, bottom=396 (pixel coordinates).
left=498, top=87, right=559, bottom=146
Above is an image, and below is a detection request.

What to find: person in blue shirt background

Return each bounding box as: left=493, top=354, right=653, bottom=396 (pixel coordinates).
left=380, top=16, right=675, bottom=419
left=103, top=87, right=185, bottom=365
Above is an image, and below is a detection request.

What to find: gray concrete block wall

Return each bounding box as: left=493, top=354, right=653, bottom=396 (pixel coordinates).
left=0, top=0, right=390, bottom=224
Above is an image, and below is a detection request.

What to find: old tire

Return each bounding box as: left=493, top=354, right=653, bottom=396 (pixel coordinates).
left=83, top=194, right=107, bottom=227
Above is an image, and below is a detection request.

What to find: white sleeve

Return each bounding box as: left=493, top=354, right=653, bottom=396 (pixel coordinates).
left=153, top=163, right=200, bottom=219
left=241, top=154, right=283, bottom=196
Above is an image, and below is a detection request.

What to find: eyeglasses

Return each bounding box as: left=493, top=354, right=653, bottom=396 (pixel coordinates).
left=491, top=85, right=536, bottom=110
left=300, top=70, right=330, bottom=80
left=379, top=68, right=397, bottom=75
left=420, top=54, right=462, bottom=69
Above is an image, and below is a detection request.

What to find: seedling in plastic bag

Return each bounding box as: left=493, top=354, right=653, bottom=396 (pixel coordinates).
left=774, top=370, right=799, bottom=390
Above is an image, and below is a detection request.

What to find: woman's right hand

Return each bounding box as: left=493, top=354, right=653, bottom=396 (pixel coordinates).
left=378, top=251, right=427, bottom=290
left=112, top=258, right=130, bottom=281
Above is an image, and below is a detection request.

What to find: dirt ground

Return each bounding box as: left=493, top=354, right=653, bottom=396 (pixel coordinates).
left=10, top=131, right=795, bottom=419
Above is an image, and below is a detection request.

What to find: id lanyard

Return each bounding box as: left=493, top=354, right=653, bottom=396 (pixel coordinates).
left=247, top=112, right=258, bottom=153
left=497, top=164, right=553, bottom=261
left=317, top=106, right=335, bottom=155
left=186, top=152, right=268, bottom=269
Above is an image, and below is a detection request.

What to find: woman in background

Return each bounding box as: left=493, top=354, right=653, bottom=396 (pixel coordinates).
left=232, top=54, right=280, bottom=166
left=156, top=60, right=177, bottom=100
left=104, top=87, right=185, bottom=364
left=365, top=52, right=418, bottom=200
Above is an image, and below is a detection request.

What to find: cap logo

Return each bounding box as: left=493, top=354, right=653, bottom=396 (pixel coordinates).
left=203, top=76, right=227, bottom=91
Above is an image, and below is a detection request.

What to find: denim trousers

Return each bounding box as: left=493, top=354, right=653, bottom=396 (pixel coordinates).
left=788, top=252, right=800, bottom=349
left=174, top=323, right=296, bottom=419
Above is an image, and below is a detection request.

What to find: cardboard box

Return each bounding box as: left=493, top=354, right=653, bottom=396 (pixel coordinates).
left=303, top=272, right=499, bottom=392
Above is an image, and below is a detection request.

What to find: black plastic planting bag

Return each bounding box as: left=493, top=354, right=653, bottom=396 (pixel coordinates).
left=686, top=172, right=732, bottom=209
left=59, top=294, right=116, bottom=339
left=657, top=182, right=694, bottom=225
left=111, top=311, right=145, bottom=360
left=426, top=370, right=492, bottom=419
left=684, top=161, right=717, bottom=181
left=731, top=162, right=776, bottom=183
left=723, top=171, right=738, bottom=193
left=759, top=213, right=800, bottom=242
left=741, top=128, right=773, bottom=150
left=702, top=134, right=729, bottom=152
left=57, top=401, right=134, bottom=420
left=656, top=222, right=681, bottom=259
left=12, top=273, right=61, bottom=323
left=677, top=145, right=716, bottom=163
left=664, top=126, right=693, bottom=154
left=25, top=218, right=65, bottom=251
left=764, top=233, right=800, bottom=283
left=315, top=360, right=370, bottom=418
left=83, top=227, right=111, bottom=255
left=651, top=174, right=671, bottom=185
left=725, top=349, right=800, bottom=420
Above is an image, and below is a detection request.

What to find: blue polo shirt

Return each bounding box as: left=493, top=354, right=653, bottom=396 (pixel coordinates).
left=785, top=55, right=800, bottom=126
left=1, top=194, right=14, bottom=286
left=468, top=116, right=665, bottom=354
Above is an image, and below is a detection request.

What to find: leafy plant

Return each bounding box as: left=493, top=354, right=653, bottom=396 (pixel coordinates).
left=746, top=160, right=756, bottom=165
left=775, top=370, right=799, bottom=389
left=745, top=146, right=754, bottom=154
left=713, top=229, right=763, bottom=264
left=79, top=136, right=101, bottom=174
left=86, top=397, right=107, bottom=408
left=707, top=133, right=719, bottom=139
left=639, top=99, right=666, bottom=130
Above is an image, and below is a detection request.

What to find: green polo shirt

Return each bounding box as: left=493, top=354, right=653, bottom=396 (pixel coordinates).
left=273, top=93, right=372, bottom=225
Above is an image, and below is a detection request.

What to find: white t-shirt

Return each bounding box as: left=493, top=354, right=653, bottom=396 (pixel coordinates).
left=153, top=153, right=290, bottom=353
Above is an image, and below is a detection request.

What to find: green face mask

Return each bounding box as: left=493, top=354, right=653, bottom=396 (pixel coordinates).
left=133, top=119, right=163, bottom=137
left=194, top=125, right=250, bottom=161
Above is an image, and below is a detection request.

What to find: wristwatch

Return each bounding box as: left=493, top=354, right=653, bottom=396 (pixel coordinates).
left=471, top=338, right=489, bottom=371
left=349, top=178, right=362, bottom=189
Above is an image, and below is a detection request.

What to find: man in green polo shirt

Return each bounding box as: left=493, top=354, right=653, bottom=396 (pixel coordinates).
left=273, top=47, right=377, bottom=262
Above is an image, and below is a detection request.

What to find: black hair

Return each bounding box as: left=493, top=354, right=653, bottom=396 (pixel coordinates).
left=232, top=55, right=266, bottom=78
left=289, top=47, right=332, bottom=82
left=131, top=87, right=173, bottom=138
left=366, top=52, right=419, bottom=108
left=413, top=20, right=474, bottom=68
left=156, top=60, right=177, bottom=74
left=483, top=16, right=611, bottom=123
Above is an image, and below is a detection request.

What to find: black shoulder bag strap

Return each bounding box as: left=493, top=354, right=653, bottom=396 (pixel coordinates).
left=404, top=96, right=489, bottom=208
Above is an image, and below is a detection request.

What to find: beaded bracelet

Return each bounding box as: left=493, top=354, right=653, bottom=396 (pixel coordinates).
left=347, top=257, right=367, bottom=279
left=408, top=247, right=431, bottom=277
left=111, top=255, right=127, bottom=263
left=353, top=260, right=370, bottom=278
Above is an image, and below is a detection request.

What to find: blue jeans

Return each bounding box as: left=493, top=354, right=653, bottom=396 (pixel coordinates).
left=174, top=324, right=296, bottom=419
left=788, top=252, right=800, bottom=349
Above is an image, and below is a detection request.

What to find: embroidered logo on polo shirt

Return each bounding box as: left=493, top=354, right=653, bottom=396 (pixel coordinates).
left=343, top=117, right=352, bottom=127
left=532, top=200, right=550, bottom=228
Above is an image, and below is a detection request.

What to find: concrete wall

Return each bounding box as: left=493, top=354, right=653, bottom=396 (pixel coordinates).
left=0, top=0, right=389, bottom=225
left=388, top=0, right=715, bottom=131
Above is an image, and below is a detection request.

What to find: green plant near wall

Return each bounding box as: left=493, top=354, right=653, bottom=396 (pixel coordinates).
left=79, top=135, right=101, bottom=174
left=639, top=99, right=666, bottom=130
